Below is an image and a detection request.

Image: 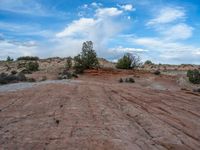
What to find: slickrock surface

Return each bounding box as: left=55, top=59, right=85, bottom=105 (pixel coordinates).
left=0, top=70, right=200, bottom=150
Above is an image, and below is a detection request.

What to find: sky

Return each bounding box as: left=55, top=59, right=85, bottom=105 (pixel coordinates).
left=0, top=0, right=200, bottom=64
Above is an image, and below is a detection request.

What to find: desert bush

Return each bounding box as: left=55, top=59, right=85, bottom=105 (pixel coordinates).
left=17, top=56, right=39, bottom=61
left=124, top=77, right=135, bottom=83
left=144, top=60, right=153, bottom=65
left=6, top=56, right=14, bottom=62
left=65, top=57, right=72, bottom=70
left=27, top=78, right=36, bottom=82
left=128, top=77, right=135, bottom=83
left=73, top=54, right=85, bottom=74
left=119, top=78, right=123, bottom=83
left=154, top=70, right=161, bottom=75
left=187, top=70, right=193, bottom=77
left=72, top=72, right=78, bottom=78
left=74, top=41, right=99, bottom=73
left=0, top=73, right=8, bottom=84
left=58, top=69, right=78, bottom=80
left=11, top=70, right=17, bottom=75
left=16, top=72, right=26, bottom=81
left=187, top=69, right=200, bottom=84
left=17, top=62, right=26, bottom=69
left=25, top=61, right=39, bottom=72
left=0, top=72, right=26, bottom=84
left=116, top=53, right=141, bottom=69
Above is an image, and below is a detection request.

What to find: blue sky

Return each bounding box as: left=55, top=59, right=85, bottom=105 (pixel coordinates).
left=0, top=0, right=200, bottom=64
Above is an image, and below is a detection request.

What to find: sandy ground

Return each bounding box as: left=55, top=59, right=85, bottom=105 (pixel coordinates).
left=0, top=70, right=200, bottom=150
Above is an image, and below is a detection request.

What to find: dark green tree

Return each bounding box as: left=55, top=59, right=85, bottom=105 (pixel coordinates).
left=74, top=41, right=99, bottom=73
left=6, top=56, right=13, bottom=62
left=187, top=69, right=200, bottom=84
left=116, top=53, right=141, bottom=69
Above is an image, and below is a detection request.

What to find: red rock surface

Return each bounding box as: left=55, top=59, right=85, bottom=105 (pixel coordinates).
left=0, top=70, right=200, bottom=150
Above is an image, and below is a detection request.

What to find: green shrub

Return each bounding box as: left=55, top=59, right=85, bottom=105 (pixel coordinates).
left=119, top=78, right=123, bottom=83
left=25, top=61, right=39, bottom=72
left=154, top=70, right=161, bottom=75
left=65, top=57, right=72, bottom=70
left=17, top=56, right=39, bottom=61
left=0, top=72, right=26, bottom=84
left=27, top=78, right=36, bottom=82
left=11, top=70, right=17, bottom=75
left=74, top=41, right=99, bottom=73
left=6, top=56, right=14, bottom=62
left=187, top=69, right=200, bottom=84
left=124, top=77, right=135, bottom=83
left=73, top=54, right=85, bottom=74
left=128, top=77, right=135, bottom=83
left=187, top=70, right=193, bottom=77
left=144, top=60, right=153, bottom=65
left=116, top=53, right=141, bottom=69
left=16, top=72, right=26, bottom=81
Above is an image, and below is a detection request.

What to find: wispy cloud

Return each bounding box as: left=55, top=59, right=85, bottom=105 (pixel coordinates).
left=147, top=7, right=185, bottom=25
left=132, top=37, right=200, bottom=64
left=0, top=39, right=38, bottom=59
left=161, top=23, right=193, bottom=40
left=0, top=0, right=68, bottom=18
left=109, top=46, right=148, bottom=53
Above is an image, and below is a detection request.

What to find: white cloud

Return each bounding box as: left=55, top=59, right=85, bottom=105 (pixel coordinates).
left=132, top=37, right=200, bottom=64
left=0, top=40, right=38, bottom=59
left=55, top=6, right=126, bottom=57
left=0, top=0, right=68, bottom=18
left=120, top=4, right=135, bottom=11
left=147, top=7, right=185, bottom=25
left=96, top=7, right=123, bottom=17
left=109, top=46, right=148, bottom=53
left=0, top=22, right=55, bottom=38
left=91, top=2, right=102, bottom=8
left=56, top=18, right=97, bottom=37
left=161, top=23, right=193, bottom=40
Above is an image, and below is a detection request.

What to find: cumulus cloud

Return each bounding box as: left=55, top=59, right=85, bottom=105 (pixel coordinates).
left=120, top=4, right=135, bottom=11
left=147, top=7, right=185, bottom=25
left=55, top=6, right=128, bottom=57
left=56, top=18, right=97, bottom=38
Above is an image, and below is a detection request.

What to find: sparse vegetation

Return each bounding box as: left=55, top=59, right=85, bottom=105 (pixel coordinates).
left=187, top=69, right=200, bottom=84
left=154, top=70, right=161, bottom=75
left=58, top=69, right=78, bottom=80
left=119, top=77, right=135, bottom=83
left=17, top=56, right=39, bottom=61
left=144, top=60, right=153, bottom=65
left=74, top=41, right=99, bottom=73
left=6, top=56, right=14, bottom=62
left=11, top=70, right=17, bottom=75
left=116, top=53, right=141, bottom=69
left=119, top=78, right=123, bottom=83
left=65, top=57, right=72, bottom=70
left=0, top=72, right=26, bottom=85
left=128, top=77, right=135, bottom=83
left=25, top=61, right=39, bottom=72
